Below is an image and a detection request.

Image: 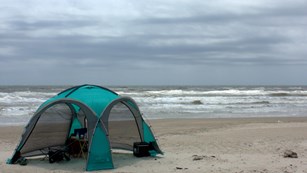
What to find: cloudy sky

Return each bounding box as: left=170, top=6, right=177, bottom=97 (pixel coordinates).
left=0, top=0, right=306, bottom=85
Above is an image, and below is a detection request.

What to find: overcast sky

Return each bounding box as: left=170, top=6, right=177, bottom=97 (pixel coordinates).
left=0, top=0, right=306, bottom=85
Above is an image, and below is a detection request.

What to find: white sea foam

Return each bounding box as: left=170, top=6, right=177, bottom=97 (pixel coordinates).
left=0, top=91, right=56, bottom=104
left=0, top=106, right=37, bottom=117
left=119, top=89, right=261, bottom=96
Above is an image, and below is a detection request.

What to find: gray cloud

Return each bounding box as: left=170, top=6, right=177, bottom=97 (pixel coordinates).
left=0, top=0, right=306, bottom=85
left=8, top=19, right=98, bottom=32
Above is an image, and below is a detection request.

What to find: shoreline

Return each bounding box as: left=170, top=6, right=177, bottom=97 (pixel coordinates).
left=2, top=115, right=307, bottom=126
left=1, top=116, right=307, bottom=172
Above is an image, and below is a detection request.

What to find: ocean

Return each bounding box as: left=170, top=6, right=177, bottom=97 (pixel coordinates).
left=0, top=85, right=307, bottom=125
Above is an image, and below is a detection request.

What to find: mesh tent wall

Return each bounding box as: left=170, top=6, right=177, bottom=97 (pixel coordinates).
left=7, top=85, right=162, bottom=171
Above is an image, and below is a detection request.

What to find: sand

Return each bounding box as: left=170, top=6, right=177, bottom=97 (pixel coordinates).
left=1, top=117, right=307, bottom=173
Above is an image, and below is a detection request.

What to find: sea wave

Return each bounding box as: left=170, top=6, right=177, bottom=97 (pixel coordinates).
left=1, top=86, right=307, bottom=124
left=251, top=101, right=270, bottom=104
left=0, top=106, right=37, bottom=117
left=269, top=92, right=307, bottom=97
left=191, top=100, right=203, bottom=105
left=0, top=91, right=56, bottom=104
left=0, top=95, right=44, bottom=104
left=119, top=89, right=307, bottom=97
left=269, top=93, right=289, bottom=96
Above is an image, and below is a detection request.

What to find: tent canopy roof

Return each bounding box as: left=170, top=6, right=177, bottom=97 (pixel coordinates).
left=43, top=84, right=119, bottom=117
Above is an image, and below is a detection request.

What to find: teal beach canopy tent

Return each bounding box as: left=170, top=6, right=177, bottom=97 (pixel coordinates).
left=7, top=84, right=162, bottom=171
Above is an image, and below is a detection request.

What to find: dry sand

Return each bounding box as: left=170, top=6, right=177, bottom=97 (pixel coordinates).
left=1, top=117, right=307, bottom=173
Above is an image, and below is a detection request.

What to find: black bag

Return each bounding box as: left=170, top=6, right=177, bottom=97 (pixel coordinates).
left=48, top=150, right=70, bottom=163
left=48, top=151, right=63, bottom=163
left=133, top=142, right=152, bottom=157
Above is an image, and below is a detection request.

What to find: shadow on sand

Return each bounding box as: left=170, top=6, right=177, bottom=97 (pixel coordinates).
left=24, top=151, right=160, bottom=172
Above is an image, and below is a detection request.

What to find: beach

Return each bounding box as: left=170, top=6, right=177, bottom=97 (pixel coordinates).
left=1, top=117, right=307, bottom=173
